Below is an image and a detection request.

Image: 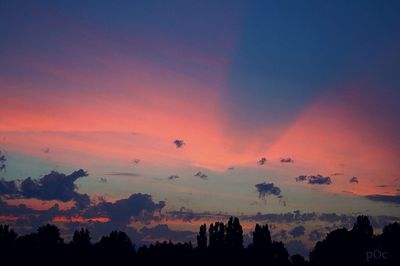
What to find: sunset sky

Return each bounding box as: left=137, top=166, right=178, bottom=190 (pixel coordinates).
left=1, top=0, right=399, bottom=256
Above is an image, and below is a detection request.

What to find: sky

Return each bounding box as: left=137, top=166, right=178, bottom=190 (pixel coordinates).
left=1, top=0, right=400, bottom=256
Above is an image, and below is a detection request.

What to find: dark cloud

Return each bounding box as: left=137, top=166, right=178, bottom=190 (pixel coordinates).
left=132, top=159, right=140, bottom=165
left=289, top=225, right=305, bottom=238
left=0, top=169, right=90, bottom=208
left=255, top=182, right=281, bottom=199
left=349, top=176, right=359, bottom=184
left=165, top=207, right=223, bottom=223
left=0, top=151, right=6, bottom=172
left=173, top=139, right=185, bottom=148
left=26, top=170, right=90, bottom=209
left=107, top=172, right=140, bottom=177
left=194, top=171, right=208, bottom=180
left=295, top=175, right=307, bottom=182
left=365, top=194, right=400, bottom=205
left=89, top=193, right=165, bottom=224
left=286, top=240, right=309, bottom=257
left=0, top=170, right=91, bottom=209
left=168, top=175, right=179, bottom=180
left=140, top=224, right=194, bottom=242
left=308, top=175, right=332, bottom=185
left=280, top=157, right=294, bottom=163
left=258, top=157, right=267, bottom=165
left=0, top=179, right=18, bottom=195
left=272, top=230, right=288, bottom=241
left=227, top=167, right=234, bottom=170
left=308, top=229, right=324, bottom=241
left=42, top=148, right=50, bottom=154
left=296, top=175, right=332, bottom=185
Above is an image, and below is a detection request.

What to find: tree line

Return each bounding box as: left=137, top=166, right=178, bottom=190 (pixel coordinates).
left=0, top=216, right=399, bottom=266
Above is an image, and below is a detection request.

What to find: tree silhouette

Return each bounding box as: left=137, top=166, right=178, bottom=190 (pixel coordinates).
left=252, top=223, right=272, bottom=250
left=377, top=222, right=400, bottom=265
left=310, top=227, right=352, bottom=265
left=208, top=221, right=225, bottom=249
left=1, top=215, right=399, bottom=266
left=71, top=228, right=91, bottom=248
left=351, top=215, right=373, bottom=241
left=37, top=224, right=63, bottom=247
left=0, top=224, right=17, bottom=249
left=196, top=224, right=207, bottom=249
left=96, top=230, right=134, bottom=264
left=225, top=217, right=243, bottom=250
left=290, top=254, right=306, bottom=266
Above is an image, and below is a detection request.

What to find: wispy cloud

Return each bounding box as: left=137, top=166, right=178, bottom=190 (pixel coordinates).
left=107, top=172, right=140, bottom=177
left=168, top=175, right=180, bottom=180
left=365, top=194, right=400, bottom=205
left=280, top=157, right=294, bottom=163
left=194, top=171, right=208, bottom=180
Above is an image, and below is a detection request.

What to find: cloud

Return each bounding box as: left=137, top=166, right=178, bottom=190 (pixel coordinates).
left=0, top=179, right=18, bottom=195
left=107, top=172, right=140, bottom=177
left=272, top=230, right=288, bottom=241
left=20, top=169, right=91, bottom=209
left=349, top=176, right=359, bottom=184
left=140, top=224, right=194, bottom=242
left=365, top=194, right=400, bottom=205
left=194, top=171, right=208, bottom=180
left=308, top=229, right=324, bottom=241
left=173, top=139, right=185, bottom=148
left=280, top=157, right=294, bottom=163
left=258, top=157, right=267, bottom=165
left=255, top=182, right=282, bottom=199
left=289, top=225, right=305, bottom=238
left=0, top=151, right=6, bottom=172
left=89, top=193, right=165, bottom=224
left=227, top=167, right=234, bottom=170
left=295, top=175, right=307, bottom=182
left=286, top=240, right=309, bottom=257
left=167, top=175, right=179, bottom=180
left=42, top=148, right=50, bottom=154
left=296, top=175, right=332, bottom=185
left=132, top=159, right=140, bottom=165
left=1, top=170, right=92, bottom=209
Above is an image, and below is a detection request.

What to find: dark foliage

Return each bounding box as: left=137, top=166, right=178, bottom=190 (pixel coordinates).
left=0, top=216, right=398, bottom=266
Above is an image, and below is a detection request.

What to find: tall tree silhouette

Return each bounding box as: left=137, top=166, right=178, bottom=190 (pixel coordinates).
left=208, top=221, right=225, bottom=249
left=351, top=215, right=373, bottom=241
left=197, top=224, right=207, bottom=249
left=252, top=223, right=272, bottom=250
left=71, top=228, right=91, bottom=248
left=225, top=217, right=243, bottom=250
